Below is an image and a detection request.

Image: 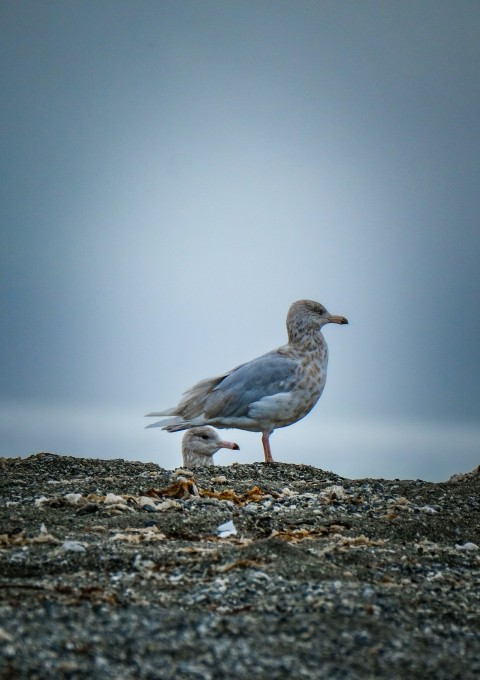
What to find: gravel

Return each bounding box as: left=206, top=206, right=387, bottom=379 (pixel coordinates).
left=1, top=453, right=479, bottom=679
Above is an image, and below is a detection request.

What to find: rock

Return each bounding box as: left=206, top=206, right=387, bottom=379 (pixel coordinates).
left=60, top=541, right=87, bottom=552
left=216, top=519, right=237, bottom=538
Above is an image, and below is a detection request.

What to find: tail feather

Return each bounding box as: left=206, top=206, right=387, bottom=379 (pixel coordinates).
left=175, top=374, right=227, bottom=419
left=145, top=372, right=228, bottom=431
left=145, top=415, right=207, bottom=431
left=144, top=408, right=176, bottom=417
left=162, top=423, right=193, bottom=433
left=145, top=416, right=185, bottom=429
left=145, top=373, right=227, bottom=422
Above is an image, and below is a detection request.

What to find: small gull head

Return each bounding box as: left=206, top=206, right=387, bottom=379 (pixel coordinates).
left=182, top=426, right=240, bottom=468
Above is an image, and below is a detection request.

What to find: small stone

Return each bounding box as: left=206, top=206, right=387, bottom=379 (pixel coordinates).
left=0, top=626, right=13, bottom=642
left=64, top=493, right=83, bottom=505
left=216, top=520, right=237, bottom=538
left=34, top=496, right=49, bottom=507
left=104, top=493, right=126, bottom=505
left=320, top=485, right=347, bottom=501
left=61, top=541, right=87, bottom=552
left=455, top=542, right=479, bottom=551
left=419, top=506, right=437, bottom=514
left=76, top=503, right=99, bottom=515
left=3, top=644, right=16, bottom=658
left=156, top=499, right=181, bottom=511
left=173, top=468, right=194, bottom=477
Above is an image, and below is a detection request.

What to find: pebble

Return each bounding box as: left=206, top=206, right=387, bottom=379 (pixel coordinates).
left=34, top=496, right=49, bottom=507
left=60, top=541, right=87, bottom=552
left=64, top=493, right=83, bottom=505
left=104, top=493, right=127, bottom=505
left=216, top=520, right=237, bottom=538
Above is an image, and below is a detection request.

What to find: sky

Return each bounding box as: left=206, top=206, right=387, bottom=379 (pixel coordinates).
left=1, top=1, right=479, bottom=481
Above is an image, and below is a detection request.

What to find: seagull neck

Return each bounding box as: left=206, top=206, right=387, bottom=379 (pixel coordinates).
left=288, top=328, right=326, bottom=353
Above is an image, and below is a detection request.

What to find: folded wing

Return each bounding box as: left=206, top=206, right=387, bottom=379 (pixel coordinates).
left=146, top=349, right=300, bottom=429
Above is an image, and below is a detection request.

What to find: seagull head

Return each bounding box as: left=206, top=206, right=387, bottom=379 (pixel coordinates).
left=287, top=299, right=348, bottom=343
left=182, top=427, right=240, bottom=459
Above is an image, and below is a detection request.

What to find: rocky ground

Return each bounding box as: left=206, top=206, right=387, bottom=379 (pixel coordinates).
left=0, top=452, right=479, bottom=679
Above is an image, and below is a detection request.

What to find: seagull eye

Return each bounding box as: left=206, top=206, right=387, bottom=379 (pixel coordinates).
left=201, top=434, right=209, bottom=440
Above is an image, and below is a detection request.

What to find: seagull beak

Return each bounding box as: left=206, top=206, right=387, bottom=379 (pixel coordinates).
left=327, top=315, right=348, bottom=325
left=218, top=440, right=240, bottom=451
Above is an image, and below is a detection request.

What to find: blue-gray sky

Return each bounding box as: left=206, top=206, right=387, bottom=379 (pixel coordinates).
left=1, top=1, right=479, bottom=479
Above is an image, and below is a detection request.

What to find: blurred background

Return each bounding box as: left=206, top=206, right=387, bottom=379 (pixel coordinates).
left=1, top=1, right=479, bottom=480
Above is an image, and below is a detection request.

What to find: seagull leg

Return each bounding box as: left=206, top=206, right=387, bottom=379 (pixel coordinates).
left=261, top=431, right=274, bottom=464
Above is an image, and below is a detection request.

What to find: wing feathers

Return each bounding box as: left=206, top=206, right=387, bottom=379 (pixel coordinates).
left=146, top=348, right=301, bottom=431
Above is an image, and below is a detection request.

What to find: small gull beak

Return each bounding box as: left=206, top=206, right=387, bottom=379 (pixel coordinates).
left=218, top=440, right=240, bottom=451
left=327, top=314, right=349, bottom=325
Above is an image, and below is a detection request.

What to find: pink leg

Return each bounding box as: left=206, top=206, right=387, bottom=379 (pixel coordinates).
left=262, top=431, right=274, bottom=463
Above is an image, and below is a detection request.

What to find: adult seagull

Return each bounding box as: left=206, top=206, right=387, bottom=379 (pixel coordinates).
left=146, top=299, right=348, bottom=463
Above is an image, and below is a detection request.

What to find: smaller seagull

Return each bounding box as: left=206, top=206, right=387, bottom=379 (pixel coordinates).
left=181, top=426, right=239, bottom=468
